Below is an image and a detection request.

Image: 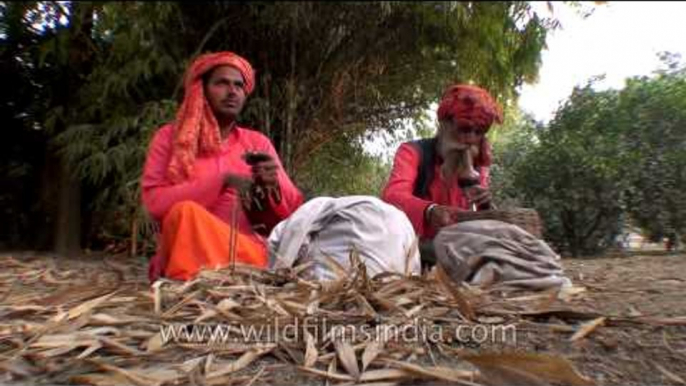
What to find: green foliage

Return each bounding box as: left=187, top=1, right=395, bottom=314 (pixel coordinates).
left=55, top=100, right=176, bottom=252
left=295, top=135, right=392, bottom=199
left=618, top=60, right=686, bottom=244
left=506, top=84, right=628, bottom=256
left=489, top=108, right=542, bottom=208
left=492, top=54, right=686, bottom=256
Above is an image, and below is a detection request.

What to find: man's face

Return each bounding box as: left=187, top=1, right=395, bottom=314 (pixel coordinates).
left=204, top=65, right=247, bottom=121
left=438, top=118, right=486, bottom=147
left=437, top=118, right=483, bottom=178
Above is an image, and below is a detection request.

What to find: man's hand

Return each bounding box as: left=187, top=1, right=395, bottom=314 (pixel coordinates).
left=223, top=173, right=252, bottom=192
left=244, top=152, right=278, bottom=188
left=465, top=185, right=491, bottom=209
left=426, top=204, right=464, bottom=229
left=241, top=151, right=282, bottom=210
left=223, top=173, right=254, bottom=210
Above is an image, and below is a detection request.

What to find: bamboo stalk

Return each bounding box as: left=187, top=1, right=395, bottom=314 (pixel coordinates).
left=130, top=216, right=138, bottom=258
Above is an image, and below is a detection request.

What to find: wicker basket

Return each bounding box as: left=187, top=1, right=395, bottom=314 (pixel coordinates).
left=455, top=208, right=543, bottom=238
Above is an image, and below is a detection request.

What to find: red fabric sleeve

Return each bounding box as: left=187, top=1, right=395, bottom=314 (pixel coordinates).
left=141, top=124, right=224, bottom=221
left=381, top=142, right=433, bottom=237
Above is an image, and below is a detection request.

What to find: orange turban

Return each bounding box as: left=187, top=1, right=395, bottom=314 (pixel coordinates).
left=436, top=84, right=503, bottom=131
left=167, top=51, right=255, bottom=182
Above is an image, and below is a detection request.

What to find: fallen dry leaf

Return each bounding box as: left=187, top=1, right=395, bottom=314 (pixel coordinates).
left=435, top=265, right=475, bottom=321
left=558, top=286, right=587, bottom=303
left=205, top=346, right=274, bottom=379
left=570, top=317, right=606, bottom=342
left=57, top=291, right=118, bottom=322
left=303, top=330, right=318, bottom=368
left=462, top=352, right=595, bottom=386
left=70, top=373, right=134, bottom=386
left=652, top=361, right=686, bottom=385
left=335, top=341, right=360, bottom=379
left=145, top=332, right=164, bottom=353
left=381, top=359, right=477, bottom=384
left=359, top=368, right=412, bottom=382
left=298, top=365, right=353, bottom=382
left=326, top=356, right=338, bottom=386
left=361, top=340, right=384, bottom=371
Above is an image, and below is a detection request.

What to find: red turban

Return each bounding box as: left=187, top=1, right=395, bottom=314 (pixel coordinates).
left=437, top=84, right=502, bottom=168
left=436, top=84, right=503, bottom=131
left=167, top=51, right=255, bottom=182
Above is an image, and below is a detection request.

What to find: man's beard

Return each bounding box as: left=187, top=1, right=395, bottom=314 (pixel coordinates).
left=437, top=130, right=480, bottom=182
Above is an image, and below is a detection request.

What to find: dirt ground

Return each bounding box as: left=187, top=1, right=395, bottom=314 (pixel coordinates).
left=517, top=252, right=686, bottom=385
left=0, top=250, right=684, bottom=385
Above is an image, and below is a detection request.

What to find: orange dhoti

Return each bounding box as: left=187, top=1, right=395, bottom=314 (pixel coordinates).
left=154, top=201, right=268, bottom=281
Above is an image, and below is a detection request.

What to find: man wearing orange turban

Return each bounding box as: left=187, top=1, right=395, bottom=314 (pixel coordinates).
left=381, top=84, right=503, bottom=267
left=141, top=51, right=304, bottom=282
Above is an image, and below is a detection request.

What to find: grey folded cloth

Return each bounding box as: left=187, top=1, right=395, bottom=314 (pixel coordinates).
left=434, top=219, right=572, bottom=290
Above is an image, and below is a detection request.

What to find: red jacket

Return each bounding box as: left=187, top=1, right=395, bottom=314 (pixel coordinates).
left=381, top=141, right=489, bottom=239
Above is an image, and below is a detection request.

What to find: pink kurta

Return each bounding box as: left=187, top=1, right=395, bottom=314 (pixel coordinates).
left=381, top=142, right=490, bottom=239
left=141, top=123, right=304, bottom=278
left=143, top=123, right=303, bottom=229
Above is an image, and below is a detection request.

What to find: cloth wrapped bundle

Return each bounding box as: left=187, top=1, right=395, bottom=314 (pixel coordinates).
left=434, top=219, right=572, bottom=290
left=268, top=196, right=421, bottom=281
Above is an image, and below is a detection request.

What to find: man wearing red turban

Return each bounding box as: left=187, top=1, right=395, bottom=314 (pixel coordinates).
left=381, top=84, right=503, bottom=267
left=141, top=51, right=304, bottom=282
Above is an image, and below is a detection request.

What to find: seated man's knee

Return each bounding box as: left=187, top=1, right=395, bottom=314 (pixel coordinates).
left=165, top=201, right=204, bottom=223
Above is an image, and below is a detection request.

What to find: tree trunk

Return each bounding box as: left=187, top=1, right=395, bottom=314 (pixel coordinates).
left=50, top=2, right=96, bottom=255
left=53, top=155, right=82, bottom=255
left=562, top=209, right=579, bottom=257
